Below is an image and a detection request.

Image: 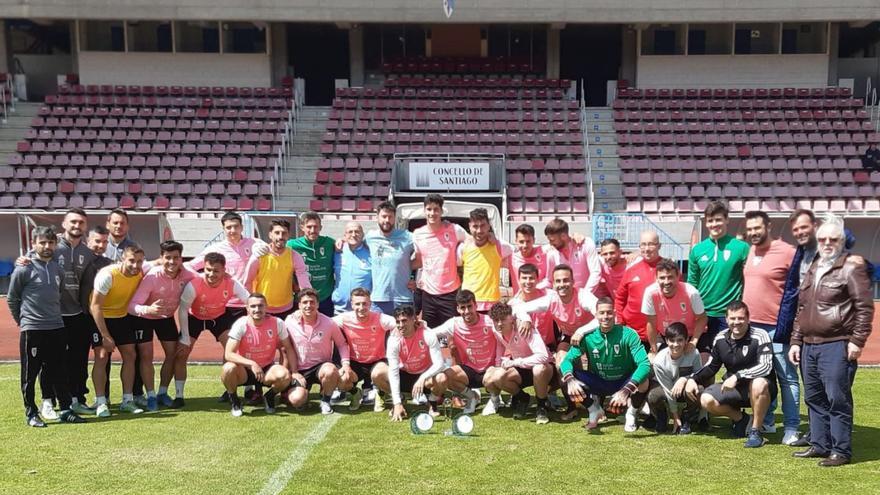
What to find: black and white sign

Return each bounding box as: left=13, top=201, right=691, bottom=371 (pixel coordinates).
left=408, top=162, right=490, bottom=191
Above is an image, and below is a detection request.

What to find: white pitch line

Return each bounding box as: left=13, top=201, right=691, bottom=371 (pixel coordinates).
left=257, top=414, right=341, bottom=495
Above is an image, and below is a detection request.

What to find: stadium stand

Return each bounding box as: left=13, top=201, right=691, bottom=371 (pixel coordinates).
left=311, top=69, right=587, bottom=214
left=0, top=83, right=294, bottom=211
left=615, top=86, right=880, bottom=214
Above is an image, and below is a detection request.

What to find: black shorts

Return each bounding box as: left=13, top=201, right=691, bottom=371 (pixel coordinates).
left=106, top=315, right=136, bottom=346
left=135, top=316, right=179, bottom=342
left=703, top=377, right=777, bottom=409
left=514, top=366, right=534, bottom=388
left=460, top=364, right=486, bottom=389
left=85, top=314, right=103, bottom=348
left=420, top=290, right=459, bottom=329
left=187, top=314, right=229, bottom=342
left=398, top=371, right=421, bottom=394
left=698, top=316, right=727, bottom=353
left=300, top=362, right=337, bottom=389
left=350, top=359, right=386, bottom=383
left=244, top=363, right=276, bottom=387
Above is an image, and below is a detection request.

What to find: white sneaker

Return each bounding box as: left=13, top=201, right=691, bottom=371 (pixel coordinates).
left=96, top=403, right=111, bottom=418
left=40, top=400, right=58, bottom=421
left=782, top=428, right=801, bottom=445
left=362, top=388, right=376, bottom=406
left=320, top=400, right=334, bottom=415
left=373, top=393, right=385, bottom=412
left=482, top=395, right=501, bottom=416
left=330, top=390, right=347, bottom=406
left=463, top=389, right=481, bottom=414
left=624, top=406, right=639, bottom=432
left=585, top=399, right=603, bottom=430
left=762, top=423, right=777, bottom=434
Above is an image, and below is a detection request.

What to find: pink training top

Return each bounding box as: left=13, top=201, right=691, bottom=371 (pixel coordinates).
left=228, top=316, right=288, bottom=368
left=189, top=276, right=238, bottom=320
left=413, top=222, right=467, bottom=295
left=512, top=288, right=597, bottom=337
left=508, top=248, right=548, bottom=295
left=510, top=288, right=556, bottom=346
left=332, top=311, right=397, bottom=364
left=285, top=312, right=350, bottom=370
left=129, top=265, right=196, bottom=319
left=492, top=326, right=551, bottom=368
left=433, top=314, right=497, bottom=373
left=642, top=282, right=705, bottom=337
left=743, top=239, right=796, bottom=325
left=541, top=238, right=601, bottom=293
left=187, top=237, right=262, bottom=308
left=395, top=324, right=435, bottom=375
left=595, top=260, right=628, bottom=299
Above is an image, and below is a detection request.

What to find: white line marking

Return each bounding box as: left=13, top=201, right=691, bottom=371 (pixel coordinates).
left=257, top=414, right=341, bottom=495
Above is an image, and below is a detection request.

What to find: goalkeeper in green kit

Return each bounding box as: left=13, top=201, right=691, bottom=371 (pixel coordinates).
left=561, top=297, right=651, bottom=432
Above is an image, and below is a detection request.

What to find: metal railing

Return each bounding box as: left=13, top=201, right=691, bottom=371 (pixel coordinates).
left=592, top=212, right=689, bottom=263
left=579, top=79, right=595, bottom=216
left=273, top=81, right=304, bottom=211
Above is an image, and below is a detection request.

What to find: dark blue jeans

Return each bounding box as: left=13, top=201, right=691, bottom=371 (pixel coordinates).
left=802, top=340, right=858, bottom=458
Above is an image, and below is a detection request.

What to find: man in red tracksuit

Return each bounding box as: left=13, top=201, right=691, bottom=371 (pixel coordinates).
left=614, top=231, right=662, bottom=351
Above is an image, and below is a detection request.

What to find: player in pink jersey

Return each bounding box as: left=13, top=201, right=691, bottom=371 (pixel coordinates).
left=484, top=302, right=553, bottom=424
left=512, top=264, right=597, bottom=363
left=508, top=224, right=548, bottom=295
left=186, top=211, right=269, bottom=311
left=541, top=218, right=601, bottom=294
left=331, top=287, right=396, bottom=412
left=596, top=238, right=628, bottom=299
left=221, top=293, right=297, bottom=417
left=173, top=252, right=251, bottom=408
left=641, top=259, right=707, bottom=359
left=376, top=304, right=447, bottom=421
left=431, top=290, right=497, bottom=414
left=412, top=193, right=468, bottom=328
left=509, top=263, right=556, bottom=348
left=283, top=288, right=351, bottom=415
left=128, top=240, right=196, bottom=409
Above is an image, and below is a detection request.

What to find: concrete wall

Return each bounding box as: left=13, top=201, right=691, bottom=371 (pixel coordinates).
left=77, top=51, right=272, bottom=86
left=838, top=57, right=880, bottom=98
left=15, top=54, right=74, bottom=100
left=0, top=0, right=877, bottom=23
left=636, top=53, right=830, bottom=88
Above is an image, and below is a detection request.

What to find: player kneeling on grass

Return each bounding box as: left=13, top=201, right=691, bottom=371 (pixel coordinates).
left=432, top=290, right=497, bottom=415
left=561, top=297, right=651, bottom=432
left=283, top=288, right=352, bottom=415
left=484, top=302, right=553, bottom=423
left=332, top=288, right=396, bottom=412
left=684, top=301, right=775, bottom=448
left=375, top=305, right=447, bottom=421
left=221, top=293, right=297, bottom=417
left=645, top=322, right=703, bottom=434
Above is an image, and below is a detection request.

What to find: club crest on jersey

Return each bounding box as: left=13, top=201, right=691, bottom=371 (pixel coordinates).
left=55, top=275, right=61, bottom=286
left=680, top=302, right=687, bottom=312
left=317, top=331, right=324, bottom=339
left=483, top=326, right=490, bottom=334
left=267, top=328, right=274, bottom=338
left=574, top=308, right=582, bottom=317
left=723, top=250, right=731, bottom=261
left=701, top=255, right=709, bottom=262
left=418, top=340, right=425, bottom=349
left=742, top=347, right=749, bottom=357
left=319, top=247, right=325, bottom=256
left=58, top=257, right=65, bottom=266
left=245, top=248, right=251, bottom=256
left=223, top=290, right=229, bottom=298
left=613, top=344, right=620, bottom=355
left=79, top=255, right=84, bottom=264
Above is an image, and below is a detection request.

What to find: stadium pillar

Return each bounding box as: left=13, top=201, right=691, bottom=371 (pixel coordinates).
left=270, top=23, right=289, bottom=87
left=620, top=26, right=637, bottom=87
left=349, top=25, right=364, bottom=87
left=547, top=26, right=560, bottom=79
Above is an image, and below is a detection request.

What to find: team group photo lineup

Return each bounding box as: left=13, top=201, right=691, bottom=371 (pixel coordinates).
left=9, top=192, right=874, bottom=468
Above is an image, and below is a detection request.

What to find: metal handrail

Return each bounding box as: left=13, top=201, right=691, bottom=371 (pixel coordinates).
left=579, top=79, right=595, bottom=216
left=592, top=212, right=689, bottom=264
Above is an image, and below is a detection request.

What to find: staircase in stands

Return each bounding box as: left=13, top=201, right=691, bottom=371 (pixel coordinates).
left=0, top=102, right=40, bottom=173
left=275, top=106, right=330, bottom=212
left=585, top=106, right=623, bottom=213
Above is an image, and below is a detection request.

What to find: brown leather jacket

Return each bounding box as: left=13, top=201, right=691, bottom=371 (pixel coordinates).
left=791, top=253, right=874, bottom=348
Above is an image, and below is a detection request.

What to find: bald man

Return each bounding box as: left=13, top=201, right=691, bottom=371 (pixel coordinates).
left=615, top=231, right=663, bottom=350
left=332, top=222, right=374, bottom=314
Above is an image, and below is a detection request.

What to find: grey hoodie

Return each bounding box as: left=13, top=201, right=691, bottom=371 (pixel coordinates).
left=7, top=257, right=64, bottom=331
